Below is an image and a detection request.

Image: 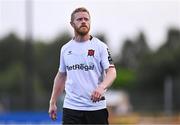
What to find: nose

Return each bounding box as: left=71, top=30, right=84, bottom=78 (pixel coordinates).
left=82, top=18, right=86, bottom=23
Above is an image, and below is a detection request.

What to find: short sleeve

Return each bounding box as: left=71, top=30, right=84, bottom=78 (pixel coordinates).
left=100, top=44, right=114, bottom=70
left=58, top=47, right=66, bottom=73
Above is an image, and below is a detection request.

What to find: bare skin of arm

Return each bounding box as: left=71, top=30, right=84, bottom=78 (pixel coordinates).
left=91, top=67, right=116, bottom=102
left=48, top=72, right=66, bottom=119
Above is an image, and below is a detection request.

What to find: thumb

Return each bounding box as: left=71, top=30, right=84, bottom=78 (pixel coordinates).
left=50, top=110, right=57, bottom=121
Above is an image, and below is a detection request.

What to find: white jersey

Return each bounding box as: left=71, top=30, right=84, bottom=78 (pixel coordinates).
left=59, top=36, right=114, bottom=111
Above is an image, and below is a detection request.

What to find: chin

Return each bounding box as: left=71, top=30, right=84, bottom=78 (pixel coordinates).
left=79, top=32, right=88, bottom=36
left=79, top=30, right=89, bottom=36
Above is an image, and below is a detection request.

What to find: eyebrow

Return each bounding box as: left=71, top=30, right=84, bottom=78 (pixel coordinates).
left=76, top=17, right=89, bottom=20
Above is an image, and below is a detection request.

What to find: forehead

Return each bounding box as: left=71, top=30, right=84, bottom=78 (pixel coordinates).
left=74, top=12, right=90, bottom=19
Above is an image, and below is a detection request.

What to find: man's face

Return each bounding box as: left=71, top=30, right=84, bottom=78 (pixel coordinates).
left=71, top=12, right=90, bottom=36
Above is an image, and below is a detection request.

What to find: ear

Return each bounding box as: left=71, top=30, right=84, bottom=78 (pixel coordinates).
left=70, top=21, right=74, bottom=27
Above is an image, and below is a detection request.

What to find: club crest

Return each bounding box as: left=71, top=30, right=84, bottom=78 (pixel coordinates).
left=87, top=49, right=95, bottom=57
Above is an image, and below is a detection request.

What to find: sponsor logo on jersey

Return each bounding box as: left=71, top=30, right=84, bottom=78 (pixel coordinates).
left=107, top=48, right=113, bottom=64
left=67, top=51, right=72, bottom=55
left=87, top=49, right=95, bottom=57
left=66, top=64, right=94, bottom=71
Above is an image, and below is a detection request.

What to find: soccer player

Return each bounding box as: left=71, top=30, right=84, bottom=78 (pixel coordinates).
left=48, top=7, right=116, bottom=124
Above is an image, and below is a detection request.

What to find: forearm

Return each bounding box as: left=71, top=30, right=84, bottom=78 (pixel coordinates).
left=50, top=72, right=66, bottom=104
left=91, top=67, right=116, bottom=102
left=100, top=67, right=116, bottom=90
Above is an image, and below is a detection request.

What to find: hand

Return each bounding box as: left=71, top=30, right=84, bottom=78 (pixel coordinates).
left=91, top=85, right=106, bottom=103
left=48, top=102, right=57, bottom=121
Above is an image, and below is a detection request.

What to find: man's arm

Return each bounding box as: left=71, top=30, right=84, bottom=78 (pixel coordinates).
left=48, top=71, right=66, bottom=119
left=91, top=67, right=116, bottom=102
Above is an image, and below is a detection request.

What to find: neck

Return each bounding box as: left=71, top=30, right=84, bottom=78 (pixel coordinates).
left=74, top=33, right=90, bottom=42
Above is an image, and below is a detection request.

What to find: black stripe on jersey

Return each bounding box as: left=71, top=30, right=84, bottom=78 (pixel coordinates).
left=107, top=48, right=113, bottom=64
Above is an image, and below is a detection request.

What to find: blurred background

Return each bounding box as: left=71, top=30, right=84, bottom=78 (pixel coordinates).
left=0, top=0, right=180, bottom=124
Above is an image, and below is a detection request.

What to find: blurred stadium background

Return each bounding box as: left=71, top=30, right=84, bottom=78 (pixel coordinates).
left=0, top=0, right=180, bottom=124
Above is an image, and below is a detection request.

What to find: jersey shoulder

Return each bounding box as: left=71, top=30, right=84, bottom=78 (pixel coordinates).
left=92, top=37, right=108, bottom=49
left=61, top=39, right=73, bottom=52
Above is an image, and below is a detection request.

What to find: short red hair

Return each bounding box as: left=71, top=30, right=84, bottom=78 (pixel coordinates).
left=71, top=7, right=90, bottom=22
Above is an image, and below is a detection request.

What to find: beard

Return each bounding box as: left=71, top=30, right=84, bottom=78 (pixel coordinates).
left=75, top=25, right=90, bottom=36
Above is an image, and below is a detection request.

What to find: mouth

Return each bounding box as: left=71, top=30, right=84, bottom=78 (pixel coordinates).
left=80, top=25, right=88, bottom=28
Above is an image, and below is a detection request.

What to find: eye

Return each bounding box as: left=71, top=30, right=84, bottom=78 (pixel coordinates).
left=84, top=18, right=89, bottom=21
left=76, top=17, right=89, bottom=22
left=77, top=18, right=83, bottom=21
